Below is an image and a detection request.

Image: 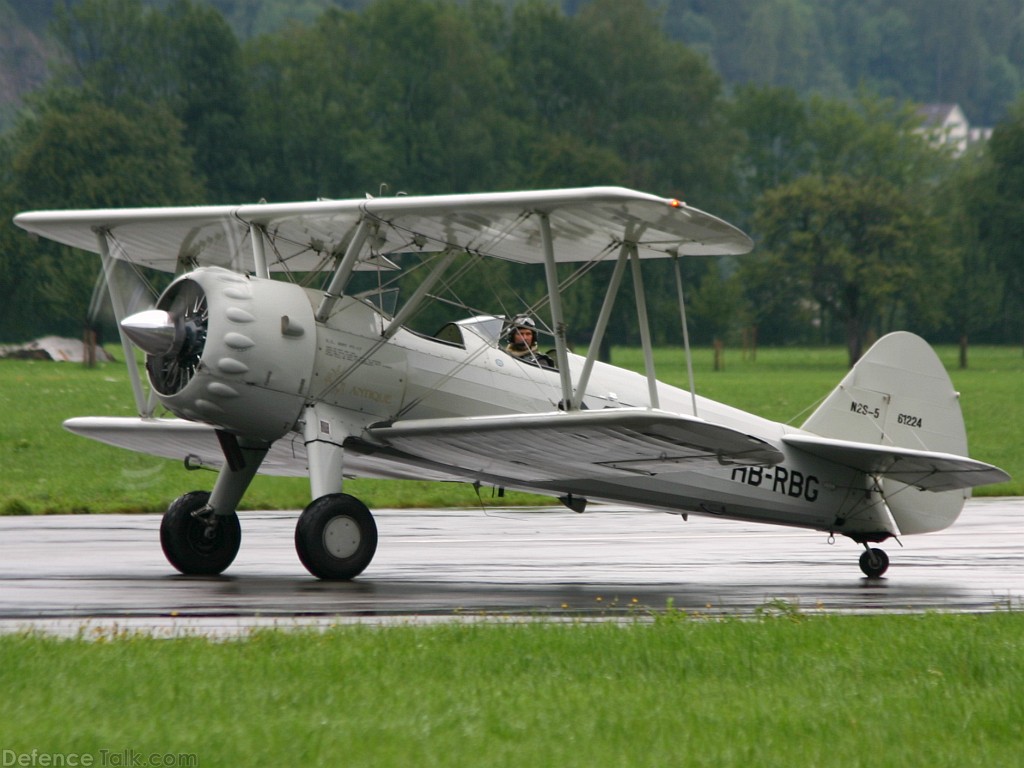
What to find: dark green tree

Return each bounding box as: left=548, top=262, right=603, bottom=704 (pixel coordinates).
left=806, top=91, right=948, bottom=187
left=972, top=97, right=1024, bottom=345
left=52, top=0, right=154, bottom=105
left=160, top=0, right=250, bottom=202
left=241, top=9, right=385, bottom=201
left=0, top=95, right=202, bottom=340
left=733, top=90, right=960, bottom=350
left=727, top=85, right=812, bottom=228
left=53, top=0, right=249, bottom=202
left=343, top=0, right=521, bottom=194
left=576, top=0, right=737, bottom=205
left=939, top=152, right=1006, bottom=362
left=754, top=173, right=947, bottom=365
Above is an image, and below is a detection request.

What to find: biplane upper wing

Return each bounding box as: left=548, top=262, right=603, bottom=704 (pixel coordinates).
left=14, top=187, right=752, bottom=274
left=363, top=408, right=784, bottom=483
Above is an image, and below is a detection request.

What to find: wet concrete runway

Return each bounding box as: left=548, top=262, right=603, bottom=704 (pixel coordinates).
left=1, top=498, right=1021, bottom=634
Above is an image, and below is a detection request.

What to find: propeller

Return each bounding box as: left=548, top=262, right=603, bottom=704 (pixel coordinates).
left=121, top=279, right=209, bottom=395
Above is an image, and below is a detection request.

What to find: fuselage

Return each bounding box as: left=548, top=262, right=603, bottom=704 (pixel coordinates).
left=309, top=286, right=888, bottom=539
left=148, top=267, right=892, bottom=539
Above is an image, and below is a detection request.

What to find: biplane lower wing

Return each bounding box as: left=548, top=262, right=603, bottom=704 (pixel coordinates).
left=782, top=433, right=1009, bottom=492
left=61, top=417, right=458, bottom=482
left=366, top=408, right=784, bottom=484
left=64, top=417, right=308, bottom=476
left=64, top=410, right=784, bottom=490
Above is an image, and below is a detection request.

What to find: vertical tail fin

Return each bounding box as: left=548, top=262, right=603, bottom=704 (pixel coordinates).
left=800, top=332, right=969, bottom=535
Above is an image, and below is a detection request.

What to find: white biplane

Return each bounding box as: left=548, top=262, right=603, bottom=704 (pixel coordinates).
left=15, top=187, right=1009, bottom=580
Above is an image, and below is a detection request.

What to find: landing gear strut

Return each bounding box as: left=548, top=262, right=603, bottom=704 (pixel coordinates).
left=295, top=493, right=378, bottom=580
left=160, top=491, right=241, bottom=575
left=859, top=546, right=889, bottom=579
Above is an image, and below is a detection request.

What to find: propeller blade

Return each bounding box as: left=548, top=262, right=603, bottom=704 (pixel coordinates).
left=88, top=261, right=159, bottom=329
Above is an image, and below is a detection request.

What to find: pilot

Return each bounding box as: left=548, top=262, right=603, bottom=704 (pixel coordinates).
left=505, top=316, right=555, bottom=368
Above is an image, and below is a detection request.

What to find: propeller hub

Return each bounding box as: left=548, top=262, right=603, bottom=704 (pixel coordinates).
left=121, top=309, right=178, bottom=356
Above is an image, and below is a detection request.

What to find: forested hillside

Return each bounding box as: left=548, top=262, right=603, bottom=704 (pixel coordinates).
left=663, top=0, right=1024, bottom=126
left=1, top=0, right=1023, bottom=361
left=220, top=0, right=1024, bottom=124
left=6, top=1, right=1023, bottom=125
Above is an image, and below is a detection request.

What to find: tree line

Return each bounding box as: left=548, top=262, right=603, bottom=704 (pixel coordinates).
left=1, top=0, right=1023, bottom=365
left=77, top=0, right=1022, bottom=127
left=662, top=0, right=1024, bottom=127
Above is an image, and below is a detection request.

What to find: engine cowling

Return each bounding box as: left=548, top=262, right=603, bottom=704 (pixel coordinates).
left=125, top=267, right=316, bottom=442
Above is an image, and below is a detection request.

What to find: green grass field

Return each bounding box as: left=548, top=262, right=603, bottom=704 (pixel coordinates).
left=2, top=613, right=1023, bottom=766
left=1, top=343, right=1020, bottom=515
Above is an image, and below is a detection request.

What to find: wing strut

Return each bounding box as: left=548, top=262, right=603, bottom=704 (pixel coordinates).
left=571, top=240, right=630, bottom=409
left=382, top=249, right=458, bottom=339
left=672, top=256, right=698, bottom=417
left=249, top=224, right=269, bottom=279
left=315, top=217, right=371, bottom=322
left=97, top=230, right=150, bottom=417
left=629, top=243, right=660, bottom=409
left=539, top=213, right=575, bottom=409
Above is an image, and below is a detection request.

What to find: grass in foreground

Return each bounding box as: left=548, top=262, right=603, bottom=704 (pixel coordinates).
left=1, top=612, right=1023, bottom=766
left=1, top=343, right=1020, bottom=514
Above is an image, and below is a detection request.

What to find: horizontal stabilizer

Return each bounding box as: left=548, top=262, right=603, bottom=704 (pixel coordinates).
left=368, top=408, right=783, bottom=483
left=783, top=433, right=1010, bottom=492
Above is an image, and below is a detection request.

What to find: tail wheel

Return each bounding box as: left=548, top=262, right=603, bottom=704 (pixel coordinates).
left=160, top=491, right=241, bottom=576
left=295, top=493, right=378, bottom=580
left=859, top=547, right=890, bottom=579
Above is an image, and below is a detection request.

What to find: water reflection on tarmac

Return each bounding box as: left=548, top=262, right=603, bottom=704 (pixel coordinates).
left=1, top=498, right=1021, bottom=635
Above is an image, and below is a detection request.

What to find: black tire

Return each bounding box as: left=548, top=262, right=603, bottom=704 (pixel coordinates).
left=160, top=491, right=241, bottom=576
left=295, top=493, right=378, bottom=580
left=859, top=547, right=890, bottom=579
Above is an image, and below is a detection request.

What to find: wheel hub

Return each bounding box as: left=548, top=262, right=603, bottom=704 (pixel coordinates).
left=322, top=516, right=361, bottom=559
left=190, top=505, right=219, bottom=541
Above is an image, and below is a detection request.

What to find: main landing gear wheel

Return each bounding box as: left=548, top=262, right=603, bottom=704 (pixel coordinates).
left=295, top=493, right=378, bottom=580
left=859, top=547, right=890, bottom=579
left=160, top=491, right=241, bottom=576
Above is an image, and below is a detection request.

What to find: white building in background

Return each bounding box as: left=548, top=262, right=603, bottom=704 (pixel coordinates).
left=916, top=103, right=993, bottom=156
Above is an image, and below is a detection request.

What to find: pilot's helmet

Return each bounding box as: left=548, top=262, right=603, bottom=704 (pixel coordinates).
left=508, top=315, right=537, bottom=345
